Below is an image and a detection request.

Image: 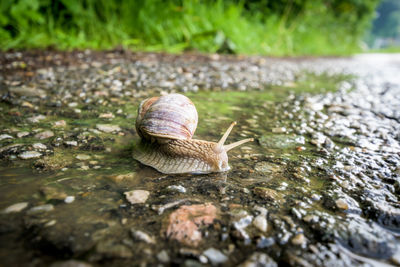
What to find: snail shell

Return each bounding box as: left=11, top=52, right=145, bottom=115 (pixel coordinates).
left=136, top=94, right=198, bottom=142
left=133, top=94, right=253, bottom=174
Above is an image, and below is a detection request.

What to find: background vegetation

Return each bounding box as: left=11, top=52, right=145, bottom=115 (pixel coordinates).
left=0, top=0, right=382, bottom=55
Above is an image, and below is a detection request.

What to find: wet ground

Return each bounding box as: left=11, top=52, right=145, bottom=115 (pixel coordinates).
left=0, top=51, right=399, bottom=266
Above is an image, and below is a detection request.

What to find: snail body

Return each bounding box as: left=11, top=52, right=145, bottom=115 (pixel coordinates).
left=133, top=94, right=253, bottom=174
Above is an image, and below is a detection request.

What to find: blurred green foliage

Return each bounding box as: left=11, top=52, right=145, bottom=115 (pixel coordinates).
left=0, top=0, right=380, bottom=55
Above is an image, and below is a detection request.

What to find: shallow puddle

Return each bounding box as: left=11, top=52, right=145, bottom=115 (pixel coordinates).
left=1, top=53, right=400, bottom=266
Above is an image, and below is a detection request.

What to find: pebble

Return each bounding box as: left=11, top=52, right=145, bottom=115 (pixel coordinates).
left=335, top=199, right=349, bottom=210
left=167, top=185, right=187, bottom=193
left=0, top=134, right=13, bottom=141
left=157, top=250, right=170, bottom=263
left=64, top=196, right=75, bottom=204
left=64, top=141, right=78, bottom=146
left=272, top=127, right=287, bottom=133
left=291, top=233, right=306, bottom=245
left=32, top=143, right=47, bottom=150
left=28, top=115, right=46, bottom=123
left=124, top=190, right=150, bottom=204
left=131, top=229, right=156, bottom=244
left=253, top=187, right=279, bottom=201
left=53, top=120, right=67, bottom=127
left=96, top=124, right=121, bottom=133
left=17, top=131, right=30, bottom=138
left=76, top=154, right=90, bottom=160
left=50, top=260, right=92, bottom=267
left=18, top=151, right=42, bottom=159
left=34, top=130, right=54, bottom=139
left=27, top=204, right=54, bottom=214
left=2, top=202, right=29, bottom=213
left=253, top=214, right=268, bottom=232
left=203, top=248, right=228, bottom=266
left=166, top=204, right=217, bottom=247
left=238, top=252, right=277, bottom=267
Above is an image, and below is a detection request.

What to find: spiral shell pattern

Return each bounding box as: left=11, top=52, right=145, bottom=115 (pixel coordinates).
left=136, top=94, right=198, bottom=141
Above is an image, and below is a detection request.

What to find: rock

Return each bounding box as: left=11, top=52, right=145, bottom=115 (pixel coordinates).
left=64, top=196, right=75, bottom=204
left=9, top=86, right=46, bottom=97
left=99, top=113, right=115, bottom=119
left=96, top=124, right=121, bottom=133
left=254, top=162, right=281, bottom=174
left=253, top=215, right=268, bottom=232
left=272, top=127, right=287, bottom=133
left=131, top=229, right=156, bottom=244
left=166, top=203, right=218, bottom=247
left=291, top=233, right=306, bottom=246
left=124, top=190, right=150, bottom=204
left=0, top=134, right=13, bottom=141
left=53, top=120, right=67, bottom=127
left=28, top=114, right=46, bottom=123
left=32, top=143, right=47, bottom=150
left=167, top=185, right=187, bottom=193
left=27, top=204, right=54, bottom=214
left=17, top=131, right=30, bottom=138
left=253, top=187, right=280, bottom=201
left=238, top=252, right=277, bottom=267
left=64, top=141, right=78, bottom=146
left=50, top=260, right=92, bottom=267
left=157, top=250, right=170, bottom=263
left=203, top=248, right=228, bottom=266
left=34, top=130, right=54, bottom=139
left=2, top=202, right=29, bottom=213
left=76, top=154, right=90, bottom=160
left=335, top=199, right=349, bottom=210
left=18, top=151, right=42, bottom=159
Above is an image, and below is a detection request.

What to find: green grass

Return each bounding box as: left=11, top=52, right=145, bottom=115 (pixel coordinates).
left=0, top=0, right=379, bottom=56
left=367, top=46, right=400, bottom=53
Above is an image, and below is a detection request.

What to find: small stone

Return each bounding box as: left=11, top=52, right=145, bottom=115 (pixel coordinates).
left=254, top=162, right=281, bottom=174
left=124, top=190, right=150, bottom=204
left=17, top=131, right=30, bottom=138
left=53, top=120, right=67, bottom=127
left=32, top=143, right=47, bottom=150
left=27, top=204, right=54, bottom=214
left=336, top=199, right=349, bottom=210
left=131, top=229, right=156, bottom=244
left=99, top=113, right=115, bottom=119
left=238, top=252, right=277, bottom=267
left=50, top=260, right=92, bottom=267
left=76, top=154, right=90, bottom=160
left=0, top=134, right=13, bottom=141
left=272, top=127, right=287, bottom=133
left=157, top=250, right=170, bottom=263
left=166, top=204, right=218, bottom=247
left=291, top=233, right=306, bottom=245
left=96, top=124, right=121, bottom=133
left=64, top=196, right=75, bottom=204
left=34, top=130, right=54, bottom=139
left=203, top=248, right=228, bottom=266
left=167, top=185, right=187, bottom=193
left=68, top=102, right=78, bottom=107
left=2, top=202, right=29, bottom=213
left=64, top=141, right=78, bottom=146
left=28, top=115, right=46, bottom=123
left=253, top=215, right=268, bottom=232
left=253, top=187, right=279, bottom=201
left=44, top=220, right=57, bottom=227
left=18, top=151, right=42, bottom=159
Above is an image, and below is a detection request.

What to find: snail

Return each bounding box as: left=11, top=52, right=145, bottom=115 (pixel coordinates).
left=132, top=93, right=253, bottom=174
